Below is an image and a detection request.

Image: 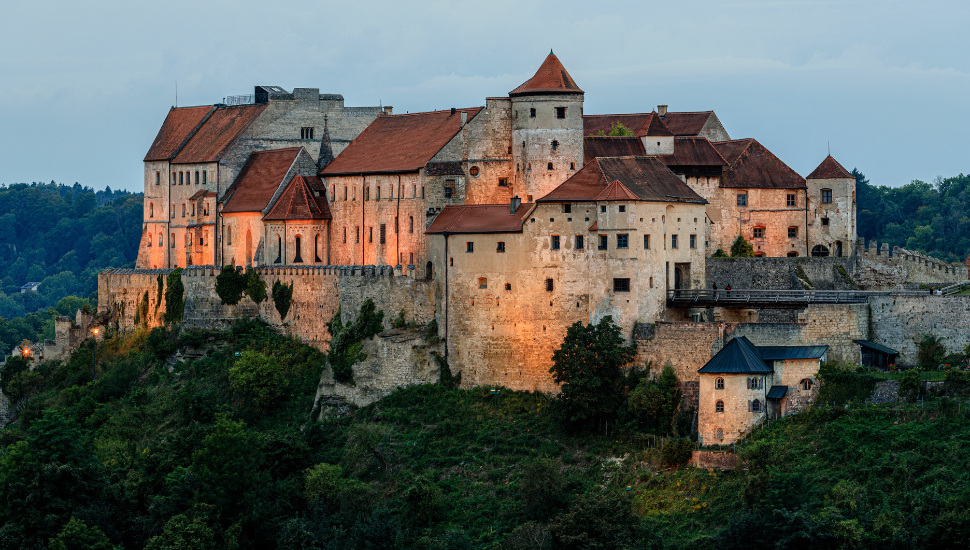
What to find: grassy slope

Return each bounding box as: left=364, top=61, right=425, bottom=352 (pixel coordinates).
left=3, top=323, right=970, bottom=548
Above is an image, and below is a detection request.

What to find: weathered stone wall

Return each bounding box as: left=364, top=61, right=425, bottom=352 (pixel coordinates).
left=698, top=373, right=766, bottom=444
left=692, top=450, right=739, bottom=470
left=853, top=240, right=967, bottom=288
left=338, top=265, right=439, bottom=328
left=806, top=175, right=856, bottom=259
left=705, top=257, right=856, bottom=290
left=98, top=269, right=171, bottom=332
left=313, top=327, right=444, bottom=413
left=870, top=294, right=970, bottom=365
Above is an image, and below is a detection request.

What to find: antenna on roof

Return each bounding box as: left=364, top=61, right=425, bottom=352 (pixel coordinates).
left=827, top=141, right=830, bottom=156
left=550, top=48, right=554, bottom=55
left=175, top=80, right=178, bottom=108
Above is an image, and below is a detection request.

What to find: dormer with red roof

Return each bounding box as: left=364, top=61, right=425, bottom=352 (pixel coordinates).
left=510, top=51, right=585, bottom=204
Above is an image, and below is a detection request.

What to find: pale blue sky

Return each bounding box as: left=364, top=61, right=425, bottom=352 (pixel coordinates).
left=1, top=0, right=967, bottom=191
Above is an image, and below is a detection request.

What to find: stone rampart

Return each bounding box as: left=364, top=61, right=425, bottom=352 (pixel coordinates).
left=853, top=240, right=967, bottom=289
left=338, top=265, right=440, bottom=328
left=870, top=294, right=970, bottom=365
left=706, top=257, right=856, bottom=291
left=98, top=269, right=171, bottom=331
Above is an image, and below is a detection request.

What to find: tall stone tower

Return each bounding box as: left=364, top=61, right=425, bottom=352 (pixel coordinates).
left=510, top=51, right=585, bottom=202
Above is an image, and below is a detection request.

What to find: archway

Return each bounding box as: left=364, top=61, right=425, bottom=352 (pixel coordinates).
left=811, top=245, right=829, bottom=257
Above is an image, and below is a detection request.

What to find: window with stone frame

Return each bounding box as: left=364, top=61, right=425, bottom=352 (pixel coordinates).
left=496, top=241, right=505, bottom=253
left=545, top=278, right=554, bottom=292
left=445, top=180, right=454, bottom=199
left=478, top=277, right=487, bottom=289
left=753, top=227, right=765, bottom=239
left=822, top=189, right=833, bottom=203
left=466, top=242, right=474, bottom=253
left=821, top=217, right=830, bottom=226
left=575, top=235, right=584, bottom=250
left=616, top=234, right=628, bottom=248
left=530, top=108, right=536, bottom=118
left=551, top=235, right=560, bottom=250
left=369, top=226, right=373, bottom=243
left=787, top=193, right=796, bottom=207
left=619, top=205, right=626, bottom=212
left=690, top=234, right=696, bottom=249
left=750, top=399, right=762, bottom=413
left=409, top=216, right=414, bottom=233
left=563, top=203, right=571, bottom=213
left=801, top=378, right=813, bottom=391
left=556, top=107, right=566, bottom=119
left=644, top=234, right=650, bottom=249
left=156, top=172, right=160, bottom=185
left=716, top=427, right=723, bottom=439
left=737, top=193, right=747, bottom=206
left=499, top=178, right=508, bottom=187
left=715, top=400, right=724, bottom=413
left=613, top=278, right=630, bottom=292
left=788, top=226, right=798, bottom=238
left=598, top=235, right=608, bottom=250
left=671, top=234, right=678, bottom=249
left=715, top=377, right=724, bottom=390
left=158, top=233, right=163, bottom=247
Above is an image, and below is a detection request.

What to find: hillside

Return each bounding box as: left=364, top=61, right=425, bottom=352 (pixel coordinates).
left=2, top=321, right=969, bottom=549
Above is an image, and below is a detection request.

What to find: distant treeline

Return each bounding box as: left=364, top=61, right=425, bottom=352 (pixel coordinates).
left=0, top=182, right=142, bottom=355
left=856, top=169, right=970, bottom=264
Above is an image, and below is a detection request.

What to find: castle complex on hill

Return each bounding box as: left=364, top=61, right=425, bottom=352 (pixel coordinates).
left=93, top=52, right=968, bottom=444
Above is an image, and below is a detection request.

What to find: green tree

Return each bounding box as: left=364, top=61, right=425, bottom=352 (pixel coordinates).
left=519, top=458, right=566, bottom=520
left=163, top=268, right=184, bottom=324
left=730, top=235, right=754, bottom=257
left=215, top=265, right=247, bottom=305
left=145, top=513, right=216, bottom=550
left=190, top=415, right=264, bottom=519
left=49, top=518, right=116, bottom=550
left=272, top=280, right=294, bottom=320
left=549, top=316, right=637, bottom=430
left=244, top=268, right=267, bottom=305
left=916, top=334, right=946, bottom=368
left=548, top=492, right=641, bottom=550
left=228, top=350, right=287, bottom=409
left=628, top=362, right=682, bottom=435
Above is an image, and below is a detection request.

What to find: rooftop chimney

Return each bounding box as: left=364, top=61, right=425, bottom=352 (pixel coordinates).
left=460, top=110, right=467, bottom=125
left=383, top=106, right=393, bottom=115
left=657, top=104, right=668, bottom=117
left=451, top=107, right=456, bottom=116
left=510, top=195, right=521, bottom=214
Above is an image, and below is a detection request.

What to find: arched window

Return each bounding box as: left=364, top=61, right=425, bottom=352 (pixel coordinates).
left=227, top=226, right=232, bottom=246
left=715, top=400, right=724, bottom=413
left=158, top=233, right=163, bottom=246
left=715, top=427, right=723, bottom=439
left=293, top=235, right=303, bottom=263
left=715, top=377, right=724, bottom=390
left=409, top=216, right=414, bottom=233
left=426, top=261, right=433, bottom=280
left=800, top=378, right=813, bottom=391
left=275, top=235, right=282, bottom=263
left=170, top=233, right=175, bottom=248
left=314, top=234, right=322, bottom=263
left=812, top=244, right=829, bottom=257
left=149, top=203, right=154, bottom=218
left=751, top=399, right=762, bottom=413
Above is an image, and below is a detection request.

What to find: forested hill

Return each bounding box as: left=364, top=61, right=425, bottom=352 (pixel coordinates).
left=0, top=182, right=142, bottom=319
left=856, top=170, right=970, bottom=264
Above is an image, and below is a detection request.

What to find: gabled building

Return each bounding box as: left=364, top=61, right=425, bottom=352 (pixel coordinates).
left=698, top=336, right=826, bottom=444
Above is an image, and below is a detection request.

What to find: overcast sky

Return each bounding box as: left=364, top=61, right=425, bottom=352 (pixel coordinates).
left=1, top=0, right=968, bottom=191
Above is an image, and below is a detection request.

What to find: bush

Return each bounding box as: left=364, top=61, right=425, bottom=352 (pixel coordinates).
left=327, top=301, right=385, bottom=384
left=730, top=235, right=754, bottom=257
left=228, top=350, right=288, bottom=409
left=424, top=318, right=440, bottom=344
left=245, top=268, right=267, bottom=305
left=628, top=361, right=681, bottom=435
left=215, top=265, right=247, bottom=306
left=548, top=492, right=640, bottom=550
left=659, top=438, right=694, bottom=467
left=1, top=354, right=29, bottom=396
left=816, top=362, right=878, bottom=406
left=519, top=458, right=566, bottom=520
left=163, top=268, right=184, bottom=324
left=711, top=248, right=728, bottom=258
left=145, top=327, right=178, bottom=362
left=917, top=334, right=946, bottom=369
left=272, top=280, right=294, bottom=320
left=899, top=367, right=922, bottom=401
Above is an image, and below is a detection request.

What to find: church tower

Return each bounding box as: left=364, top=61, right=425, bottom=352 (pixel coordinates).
left=510, top=51, right=585, bottom=202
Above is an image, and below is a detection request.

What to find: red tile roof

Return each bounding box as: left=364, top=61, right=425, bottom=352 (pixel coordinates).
left=659, top=137, right=728, bottom=167
left=807, top=155, right=854, bottom=179
left=144, top=106, right=213, bottom=161
left=583, top=113, right=672, bottom=137
left=221, top=148, right=303, bottom=213
left=588, top=221, right=598, bottom=231
left=660, top=111, right=715, bottom=136
left=510, top=52, right=583, bottom=96
left=595, top=180, right=639, bottom=201
left=713, top=139, right=806, bottom=189
left=172, top=104, right=266, bottom=164
left=263, top=175, right=332, bottom=221
left=583, top=136, right=646, bottom=164
left=425, top=203, right=534, bottom=234
left=637, top=113, right=674, bottom=138
left=539, top=156, right=706, bottom=204
left=320, top=108, right=484, bottom=175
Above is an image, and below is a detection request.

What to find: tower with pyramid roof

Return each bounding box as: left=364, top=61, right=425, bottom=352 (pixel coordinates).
left=806, top=155, right=856, bottom=257
left=510, top=50, right=585, bottom=202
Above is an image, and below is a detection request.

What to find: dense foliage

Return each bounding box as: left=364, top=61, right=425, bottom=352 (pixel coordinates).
left=325, top=300, right=385, bottom=384
left=729, top=235, right=754, bottom=258
left=855, top=169, right=970, bottom=263
left=0, top=296, right=93, bottom=357
left=0, top=182, right=142, bottom=320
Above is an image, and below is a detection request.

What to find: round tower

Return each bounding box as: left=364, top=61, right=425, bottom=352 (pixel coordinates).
left=510, top=51, right=585, bottom=202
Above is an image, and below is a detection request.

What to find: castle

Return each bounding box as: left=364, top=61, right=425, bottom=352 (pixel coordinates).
left=95, top=52, right=970, bottom=444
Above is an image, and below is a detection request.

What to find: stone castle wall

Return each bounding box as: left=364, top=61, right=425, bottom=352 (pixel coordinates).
left=98, top=269, right=170, bottom=332
left=870, top=294, right=970, bottom=364
left=706, top=257, right=856, bottom=290
left=853, top=240, right=967, bottom=288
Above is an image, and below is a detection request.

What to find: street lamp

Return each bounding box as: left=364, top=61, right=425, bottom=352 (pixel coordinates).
left=490, top=388, right=501, bottom=451
left=91, top=327, right=99, bottom=380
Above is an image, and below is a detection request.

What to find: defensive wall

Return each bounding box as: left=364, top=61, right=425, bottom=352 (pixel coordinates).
left=705, top=240, right=966, bottom=292
left=869, top=294, right=970, bottom=363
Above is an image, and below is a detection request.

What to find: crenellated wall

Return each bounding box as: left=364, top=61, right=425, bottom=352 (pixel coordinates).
left=853, top=239, right=967, bottom=288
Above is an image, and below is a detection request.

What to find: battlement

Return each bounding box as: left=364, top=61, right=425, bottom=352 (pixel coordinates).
left=177, top=264, right=424, bottom=280
left=854, top=239, right=967, bottom=279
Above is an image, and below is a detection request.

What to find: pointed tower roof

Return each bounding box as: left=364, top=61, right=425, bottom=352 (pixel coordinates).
left=510, top=51, right=583, bottom=96
left=807, top=155, right=853, bottom=180
left=317, top=116, right=334, bottom=170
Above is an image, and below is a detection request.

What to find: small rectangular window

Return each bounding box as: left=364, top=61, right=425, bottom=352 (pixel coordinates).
left=479, top=277, right=487, bottom=289
left=413, top=184, right=417, bottom=197
left=821, top=217, right=830, bottom=226
left=179, top=172, right=183, bottom=185
left=497, top=241, right=505, bottom=253
left=649, top=276, right=653, bottom=288
left=369, top=226, right=373, bottom=243
left=788, top=227, right=798, bottom=238
left=343, top=227, right=347, bottom=243
left=530, top=108, right=536, bottom=118
left=598, top=235, right=608, bottom=250
left=575, top=235, right=584, bottom=249
left=545, top=278, right=554, bottom=292
left=618, top=205, right=626, bottom=213
left=556, top=107, right=566, bottom=119
left=616, top=234, right=628, bottom=248
left=466, top=242, right=474, bottom=253
left=600, top=205, right=606, bottom=213
left=613, top=278, right=630, bottom=292
left=356, top=226, right=360, bottom=243
left=547, top=162, right=553, bottom=170
left=195, top=171, right=199, bottom=184
left=690, top=234, right=696, bottom=249
left=445, top=180, right=454, bottom=199
left=787, top=193, right=796, bottom=207
left=421, top=187, right=425, bottom=198
left=551, top=235, right=560, bottom=250
left=202, top=171, right=207, bottom=184
left=498, top=178, right=508, bottom=187
left=380, top=224, right=386, bottom=244
left=155, top=171, right=160, bottom=185
left=563, top=204, right=571, bottom=213
left=644, top=234, right=650, bottom=249
left=822, top=189, right=833, bottom=203
left=671, top=234, right=678, bottom=249
left=737, top=193, right=747, bottom=207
